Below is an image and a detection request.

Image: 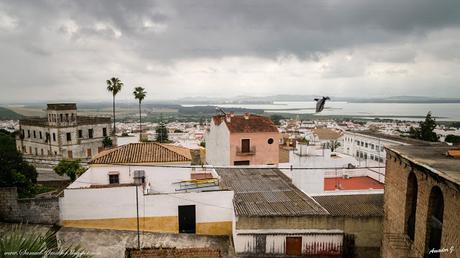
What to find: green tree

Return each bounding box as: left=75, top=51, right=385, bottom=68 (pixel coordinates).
left=409, top=112, right=439, bottom=142
left=0, top=130, right=37, bottom=198
left=106, top=77, right=123, bottom=135
left=133, top=86, right=147, bottom=134
left=0, top=224, right=88, bottom=258
left=270, top=114, right=284, bottom=125
left=53, top=159, right=86, bottom=182
left=102, top=136, right=113, bottom=148
left=445, top=134, right=460, bottom=144
left=155, top=122, right=169, bottom=143
left=325, top=140, right=341, bottom=152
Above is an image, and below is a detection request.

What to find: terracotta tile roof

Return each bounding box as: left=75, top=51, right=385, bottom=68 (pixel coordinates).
left=313, top=194, right=384, bottom=217
left=447, top=149, right=460, bottom=158
left=89, top=142, right=191, bottom=164
left=212, top=114, right=278, bottom=133
left=312, top=128, right=342, bottom=140
left=216, top=168, right=329, bottom=217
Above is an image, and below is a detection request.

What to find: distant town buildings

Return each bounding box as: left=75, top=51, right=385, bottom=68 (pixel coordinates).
left=205, top=113, right=280, bottom=166
left=339, top=130, right=426, bottom=167
left=16, top=103, right=113, bottom=159
left=382, top=145, right=460, bottom=258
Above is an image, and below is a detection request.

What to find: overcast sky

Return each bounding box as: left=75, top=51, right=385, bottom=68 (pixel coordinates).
left=1, top=0, right=460, bottom=103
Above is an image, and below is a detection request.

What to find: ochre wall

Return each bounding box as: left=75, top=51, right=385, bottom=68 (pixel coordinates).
left=63, top=216, right=232, bottom=236
left=382, top=150, right=460, bottom=258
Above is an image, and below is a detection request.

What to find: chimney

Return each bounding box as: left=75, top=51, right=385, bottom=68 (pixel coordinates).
left=244, top=112, right=250, bottom=120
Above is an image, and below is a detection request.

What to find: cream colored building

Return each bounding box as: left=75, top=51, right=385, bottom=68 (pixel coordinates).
left=16, top=103, right=113, bottom=159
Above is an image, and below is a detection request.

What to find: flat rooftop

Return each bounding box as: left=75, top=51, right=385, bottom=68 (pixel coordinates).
left=387, top=145, right=460, bottom=186
left=349, top=130, right=430, bottom=145
left=215, top=168, right=328, bottom=217
left=324, top=176, right=384, bottom=191
left=313, top=194, right=383, bottom=217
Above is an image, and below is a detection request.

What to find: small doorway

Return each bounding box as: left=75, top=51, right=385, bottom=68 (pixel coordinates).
left=178, top=205, right=196, bottom=233
left=87, top=148, right=92, bottom=157
left=241, top=139, right=250, bottom=153
left=286, top=237, right=302, bottom=256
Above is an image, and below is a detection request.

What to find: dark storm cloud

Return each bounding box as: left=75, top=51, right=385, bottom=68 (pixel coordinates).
left=3, top=0, right=459, bottom=60
left=0, top=0, right=460, bottom=101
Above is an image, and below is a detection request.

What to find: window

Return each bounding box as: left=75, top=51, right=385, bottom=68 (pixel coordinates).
left=103, top=128, right=107, bottom=137
left=86, top=148, right=92, bottom=157
left=53, top=133, right=56, bottom=142
left=27, top=130, right=30, bottom=138
left=109, top=174, right=119, bottom=184
left=78, top=130, right=83, bottom=138
left=39, top=131, right=42, bottom=139
left=66, top=132, right=71, bottom=141
left=40, top=149, right=44, bottom=156
left=88, top=129, right=93, bottom=139
left=405, top=172, right=418, bottom=241
left=365, top=143, right=368, bottom=148
left=33, top=130, right=36, bottom=138
left=234, top=160, right=250, bottom=166
left=241, top=139, right=250, bottom=153
left=267, top=138, right=274, bottom=144
left=65, top=114, right=69, bottom=122
left=60, top=114, right=63, bottom=122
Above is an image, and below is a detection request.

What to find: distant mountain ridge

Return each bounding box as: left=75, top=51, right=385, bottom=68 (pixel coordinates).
left=0, top=107, right=23, bottom=120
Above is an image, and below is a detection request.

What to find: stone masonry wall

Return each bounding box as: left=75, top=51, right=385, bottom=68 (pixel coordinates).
left=382, top=150, right=460, bottom=258
left=0, top=187, right=59, bottom=224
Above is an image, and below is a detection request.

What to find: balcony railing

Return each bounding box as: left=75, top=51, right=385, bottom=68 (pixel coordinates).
left=236, top=146, right=256, bottom=156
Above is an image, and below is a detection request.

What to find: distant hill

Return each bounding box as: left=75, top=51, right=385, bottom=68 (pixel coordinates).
left=0, top=107, right=23, bottom=120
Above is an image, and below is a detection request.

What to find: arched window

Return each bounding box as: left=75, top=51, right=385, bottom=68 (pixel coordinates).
left=425, top=186, right=444, bottom=257
left=405, top=172, right=418, bottom=241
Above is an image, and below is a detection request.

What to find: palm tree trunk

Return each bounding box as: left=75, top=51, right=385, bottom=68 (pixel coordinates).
left=139, top=100, right=142, bottom=139
left=112, top=94, right=116, bottom=135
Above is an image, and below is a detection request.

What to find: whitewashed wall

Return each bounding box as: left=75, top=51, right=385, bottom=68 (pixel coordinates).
left=205, top=120, right=230, bottom=166
left=69, top=165, right=203, bottom=193
left=61, top=186, right=233, bottom=223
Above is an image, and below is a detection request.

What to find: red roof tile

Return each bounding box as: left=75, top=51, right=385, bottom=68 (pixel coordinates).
left=212, top=114, right=278, bottom=133
left=89, top=142, right=191, bottom=164
left=324, top=176, right=384, bottom=191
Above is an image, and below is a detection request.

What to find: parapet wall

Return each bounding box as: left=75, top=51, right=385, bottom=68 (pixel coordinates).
left=0, top=187, right=59, bottom=224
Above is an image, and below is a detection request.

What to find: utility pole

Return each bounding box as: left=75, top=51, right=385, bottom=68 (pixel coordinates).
left=134, top=170, right=145, bottom=250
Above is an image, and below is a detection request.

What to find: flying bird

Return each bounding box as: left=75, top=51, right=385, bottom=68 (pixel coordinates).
left=314, top=96, right=330, bottom=113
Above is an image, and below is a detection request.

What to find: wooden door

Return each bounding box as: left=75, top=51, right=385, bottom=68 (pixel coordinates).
left=241, top=139, right=250, bottom=153
left=178, top=205, right=196, bottom=233
left=286, top=237, right=302, bottom=256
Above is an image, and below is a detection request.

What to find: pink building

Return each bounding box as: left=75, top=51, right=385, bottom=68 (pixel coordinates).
left=205, top=113, right=280, bottom=166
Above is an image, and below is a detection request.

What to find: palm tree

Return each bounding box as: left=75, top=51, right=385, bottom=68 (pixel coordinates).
left=133, top=87, right=147, bottom=136
left=106, top=77, right=123, bottom=135
left=0, top=224, right=88, bottom=257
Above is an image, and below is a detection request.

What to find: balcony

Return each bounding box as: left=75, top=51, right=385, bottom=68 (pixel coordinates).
left=236, top=146, right=256, bottom=156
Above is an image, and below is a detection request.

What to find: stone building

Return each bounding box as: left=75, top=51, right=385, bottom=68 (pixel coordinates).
left=16, top=103, right=113, bottom=159
left=382, top=145, right=460, bottom=258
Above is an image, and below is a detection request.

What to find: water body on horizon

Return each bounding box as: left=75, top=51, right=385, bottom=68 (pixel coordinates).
left=184, top=101, right=460, bottom=121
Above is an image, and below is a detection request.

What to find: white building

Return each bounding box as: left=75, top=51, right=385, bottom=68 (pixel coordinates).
left=60, top=142, right=234, bottom=236
left=16, top=103, right=113, bottom=159
left=339, top=130, right=424, bottom=167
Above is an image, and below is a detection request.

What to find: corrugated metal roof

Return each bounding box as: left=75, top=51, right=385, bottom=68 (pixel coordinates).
left=89, top=142, right=191, bottom=164
left=313, top=194, right=384, bottom=217
left=215, top=168, right=328, bottom=217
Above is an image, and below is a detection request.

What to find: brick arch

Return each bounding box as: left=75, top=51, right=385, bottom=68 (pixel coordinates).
left=405, top=171, right=418, bottom=241
left=425, top=186, right=444, bottom=257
